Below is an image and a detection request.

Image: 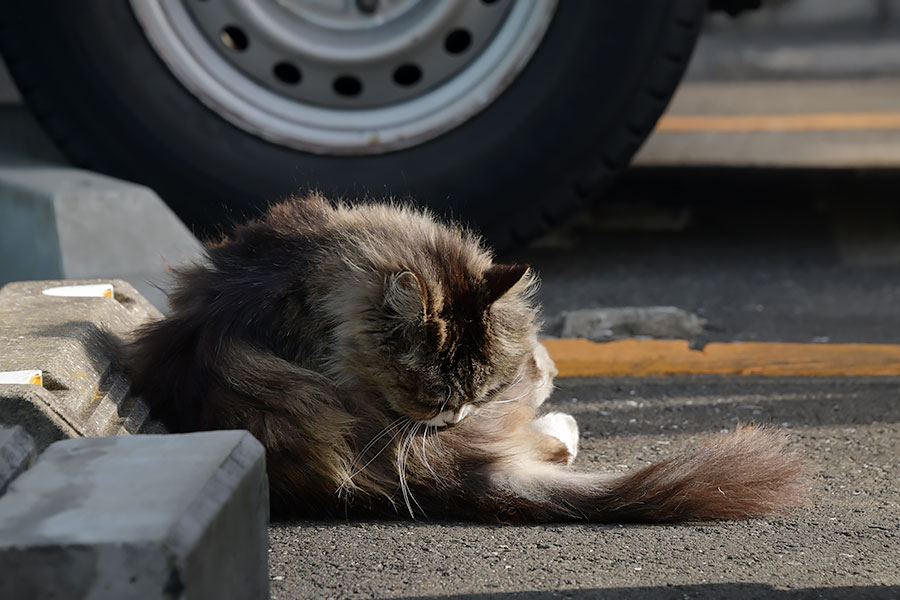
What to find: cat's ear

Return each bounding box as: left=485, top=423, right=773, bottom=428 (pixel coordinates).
left=383, top=271, right=427, bottom=323
left=485, top=263, right=530, bottom=304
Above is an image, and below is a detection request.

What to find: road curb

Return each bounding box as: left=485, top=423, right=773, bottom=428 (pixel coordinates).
left=0, top=162, right=204, bottom=312
left=0, top=425, right=34, bottom=496
left=0, top=431, right=269, bottom=599
left=0, top=279, right=166, bottom=451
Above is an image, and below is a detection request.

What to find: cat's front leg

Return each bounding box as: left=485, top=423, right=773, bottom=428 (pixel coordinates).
left=532, top=412, right=579, bottom=465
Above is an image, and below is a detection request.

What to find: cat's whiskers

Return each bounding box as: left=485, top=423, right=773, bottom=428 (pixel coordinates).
left=430, top=423, right=446, bottom=454
left=477, top=387, right=536, bottom=418
left=420, top=424, right=441, bottom=485
left=393, top=419, right=413, bottom=511
left=487, top=397, right=520, bottom=405
left=338, top=416, right=410, bottom=495
left=479, top=368, right=527, bottom=405
left=400, top=422, right=422, bottom=517
left=510, top=367, right=526, bottom=387
left=487, top=387, right=533, bottom=406
left=397, top=421, right=427, bottom=519
left=352, top=415, right=408, bottom=466
left=438, top=387, right=452, bottom=415
left=498, top=368, right=525, bottom=394
left=397, top=422, right=414, bottom=516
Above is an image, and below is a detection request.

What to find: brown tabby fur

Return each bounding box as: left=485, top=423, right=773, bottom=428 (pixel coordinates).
left=127, top=194, right=807, bottom=521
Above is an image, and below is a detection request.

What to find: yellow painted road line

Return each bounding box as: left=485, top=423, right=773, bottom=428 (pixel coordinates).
left=542, top=338, right=900, bottom=378
left=656, top=112, right=900, bottom=133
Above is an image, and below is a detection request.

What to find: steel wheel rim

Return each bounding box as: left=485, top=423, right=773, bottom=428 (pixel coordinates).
left=131, top=0, right=558, bottom=155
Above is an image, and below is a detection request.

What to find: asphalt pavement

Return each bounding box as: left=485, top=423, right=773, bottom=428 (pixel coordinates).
left=518, top=168, right=900, bottom=346
left=269, top=378, right=899, bottom=599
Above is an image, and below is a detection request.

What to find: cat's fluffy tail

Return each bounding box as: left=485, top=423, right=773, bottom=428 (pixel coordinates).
left=489, top=425, right=808, bottom=522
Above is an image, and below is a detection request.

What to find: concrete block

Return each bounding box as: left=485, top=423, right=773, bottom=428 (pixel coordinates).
left=0, top=160, right=203, bottom=311
left=561, top=306, right=707, bottom=342
left=0, top=279, right=165, bottom=450
left=0, top=385, right=78, bottom=452
left=0, top=431, right=269, bottom=599
left=0, top=425, right=35, bottom=496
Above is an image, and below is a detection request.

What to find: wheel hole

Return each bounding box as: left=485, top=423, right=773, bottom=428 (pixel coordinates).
left=481, top=0, right=501, bottom=4
left=334, top=75, right=363, bottom=97
left=274, top=62, right=302, bottom=85
left=444, top=29, right=472, bottom=55
left=220, top=26, right=249, bottom=51
left=393, top=64, right=422, bottom=87
left=355, top=0, right=379, bottom=14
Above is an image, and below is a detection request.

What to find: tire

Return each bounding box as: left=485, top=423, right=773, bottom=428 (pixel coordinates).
left=0, top=1, right=704, bottom=247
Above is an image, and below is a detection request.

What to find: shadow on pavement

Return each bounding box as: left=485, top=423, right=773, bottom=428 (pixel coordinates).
left=396, top=583, right=899, bottom=599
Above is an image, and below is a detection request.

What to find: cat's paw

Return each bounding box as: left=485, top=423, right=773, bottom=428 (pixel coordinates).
left=532, top=412, right=579, bottom=465
left=526, top=341, right=559, bottom=408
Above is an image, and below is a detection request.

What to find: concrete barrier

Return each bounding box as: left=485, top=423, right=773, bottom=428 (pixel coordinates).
left=0, top=425, right=35, bottom=495
left=0, top=279, right=166, bottom=451
left=0, top=431, right=269, bottom=599
left=0, top=142, right=204, bottom=312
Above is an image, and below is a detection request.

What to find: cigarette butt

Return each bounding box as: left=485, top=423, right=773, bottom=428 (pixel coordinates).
left=42, top=284, right=114, bottom=298
left=0, top=370, right=43, bottom=386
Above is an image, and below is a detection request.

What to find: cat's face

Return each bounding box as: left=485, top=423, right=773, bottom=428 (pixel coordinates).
left=365, top=263, right=540, bottom=424
left=423, top=338, right=558, bottom=427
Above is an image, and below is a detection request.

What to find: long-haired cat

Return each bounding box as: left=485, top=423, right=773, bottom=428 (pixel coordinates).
left=127, top=194, right=806, bottom=521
